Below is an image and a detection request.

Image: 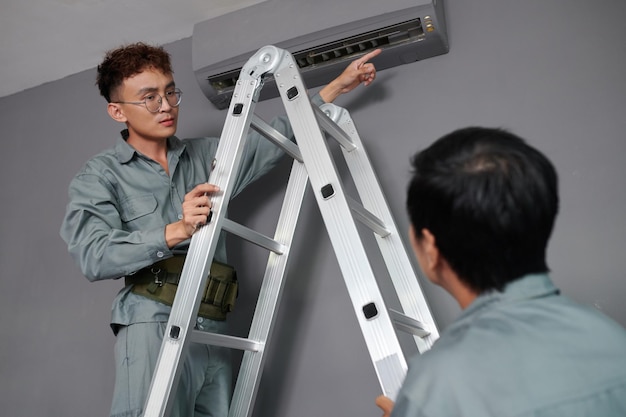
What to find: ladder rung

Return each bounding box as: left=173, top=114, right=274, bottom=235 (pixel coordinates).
left=388, top=309, right=431, bottom=338
left=313, top=106, right=357, bottom=152
left=251, top=115, right=303, bottom=161
left=222, top=218, right=286, bottom=254
left=191, top=330, right=263, bottom=352
left=346, top=195, right=391, bottom=237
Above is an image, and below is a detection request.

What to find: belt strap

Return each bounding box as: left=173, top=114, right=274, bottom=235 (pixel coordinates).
left=125, top=256, right=238, bottom=321
left=124, top=256, right=187, bottom=287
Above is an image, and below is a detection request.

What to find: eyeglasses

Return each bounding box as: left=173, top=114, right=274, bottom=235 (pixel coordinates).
left=113, top=88, right=183, bottom=113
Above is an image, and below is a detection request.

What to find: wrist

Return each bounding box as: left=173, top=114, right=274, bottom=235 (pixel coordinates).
left=165, top=221, right=190, bottom=248
left=319, top=80, right=343, bottom=103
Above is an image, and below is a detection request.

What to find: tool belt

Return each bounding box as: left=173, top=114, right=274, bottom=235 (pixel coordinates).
left=125, top=256, right=238, bottom=321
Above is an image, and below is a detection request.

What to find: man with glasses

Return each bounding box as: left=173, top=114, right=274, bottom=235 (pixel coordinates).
left=60, top=42, right=381, bottom=417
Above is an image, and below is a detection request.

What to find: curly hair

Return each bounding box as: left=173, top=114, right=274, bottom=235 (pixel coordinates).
left=96, top=42, right=173, bottom=102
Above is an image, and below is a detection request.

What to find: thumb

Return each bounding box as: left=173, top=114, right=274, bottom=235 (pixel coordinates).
left=375, top=395, right=395, bottom=417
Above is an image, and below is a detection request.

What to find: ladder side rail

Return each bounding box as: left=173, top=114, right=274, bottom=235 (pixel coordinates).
left=344, top=166, right=434, bottom=345
left=213, top=46, right=312, bottom=417
left=322, top=104, right=440, bottom=351
left=316, top=104, right=436, bottom=345
left=229, top=159, right=309, bottom=417
left=142, top=78, right=262, bottom=417
left=274, top=52, right=408, bottom=400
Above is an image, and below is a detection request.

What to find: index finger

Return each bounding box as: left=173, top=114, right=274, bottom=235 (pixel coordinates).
left=193, top=183, right=220, bottom=195
left=356, top=48, right=382, bottom=67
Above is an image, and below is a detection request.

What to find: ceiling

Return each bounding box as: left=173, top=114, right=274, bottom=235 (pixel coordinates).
left=0, top=0, right=264, bottom=98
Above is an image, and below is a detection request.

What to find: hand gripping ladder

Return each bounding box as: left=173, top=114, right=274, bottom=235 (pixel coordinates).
left=141, top=45, right=439, bottom=417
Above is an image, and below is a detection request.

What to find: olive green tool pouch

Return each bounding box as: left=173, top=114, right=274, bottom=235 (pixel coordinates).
left=126, top=256, right=238, bottom=321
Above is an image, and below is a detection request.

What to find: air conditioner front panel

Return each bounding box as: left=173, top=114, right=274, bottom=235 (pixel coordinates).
left=193, top=0, right=448, bottom=109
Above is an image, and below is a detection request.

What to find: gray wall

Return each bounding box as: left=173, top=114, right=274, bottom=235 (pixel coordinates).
left=1, top=0, right=625, bottom=416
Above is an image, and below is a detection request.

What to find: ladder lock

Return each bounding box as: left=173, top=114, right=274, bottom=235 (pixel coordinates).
left=170, top=325, right=181, bottom=340
left=321, top=184, right=334, bottom=199
left=287, top=86, right=299, bottom=100
left=363, top=302, right=379, bottom=320
left=233, top=103, right=244, bottom=115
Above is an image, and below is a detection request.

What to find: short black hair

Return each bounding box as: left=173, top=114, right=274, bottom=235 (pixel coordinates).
left=407, top=127, right=559, bottom=292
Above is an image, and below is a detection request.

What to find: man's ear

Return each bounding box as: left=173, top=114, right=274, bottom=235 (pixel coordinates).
left=410, top=226, right=476, bottom=308
left=409, top=226, right=440, bottom=274
left=107, top=103, right=127, bottom=123
left=420, top=228, right=440, bottom=271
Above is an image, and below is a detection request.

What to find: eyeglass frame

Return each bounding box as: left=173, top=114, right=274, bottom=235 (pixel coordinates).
left=111, top=88, right=183, bottom=113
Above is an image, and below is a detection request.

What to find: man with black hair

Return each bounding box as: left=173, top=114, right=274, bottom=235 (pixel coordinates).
left=377, top=127, right=626, bottom=416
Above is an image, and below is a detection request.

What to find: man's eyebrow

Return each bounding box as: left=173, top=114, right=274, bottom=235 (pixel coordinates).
left=136, top=86, right=158, bottom=96
left=136, top=82, right=176, bottom=95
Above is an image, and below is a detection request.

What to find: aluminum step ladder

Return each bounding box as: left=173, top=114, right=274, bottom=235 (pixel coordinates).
left=141, top=45, right=439, bottom=417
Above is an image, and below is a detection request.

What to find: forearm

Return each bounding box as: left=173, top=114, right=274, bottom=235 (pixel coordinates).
left=64, top=224, right=171, bottom=281
left=318, top=79, right=344, bottom=104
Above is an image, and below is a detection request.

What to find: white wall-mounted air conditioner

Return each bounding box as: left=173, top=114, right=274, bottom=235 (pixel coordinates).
left=192, top=0, right=448, bottom=109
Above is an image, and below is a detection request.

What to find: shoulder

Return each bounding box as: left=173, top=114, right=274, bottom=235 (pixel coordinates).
left=403, top=327, right=477, bottom=394
left=69, top=142, right=130, bottom=192
left=395, top=340, right=480, bottom=416
left=71, top=147, right=119, bottom=182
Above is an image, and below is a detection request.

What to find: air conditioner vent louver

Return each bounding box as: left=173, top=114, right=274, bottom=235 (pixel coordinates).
left=193, top=1, right=448, bottom=110
left=295, top=18, right=424, bottom=69
left=207, top=19, right=425, bottom=101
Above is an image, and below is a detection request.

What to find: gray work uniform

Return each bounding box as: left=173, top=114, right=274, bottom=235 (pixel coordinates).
left=391, top=273, right=626, bottom=417
left=60, top=94, right=323, bottom=417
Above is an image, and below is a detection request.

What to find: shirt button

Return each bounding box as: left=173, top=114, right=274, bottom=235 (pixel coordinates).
left=156, top=251, right=164, bottom=258
left=178, top=214, right=183, bottom=220
left=197, top=317, right=204, bottom=324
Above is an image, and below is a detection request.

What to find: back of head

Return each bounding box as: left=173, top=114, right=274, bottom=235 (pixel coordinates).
left=96, top=42, right=173, bottom=102
left=407, top=127, right=559, bottom=293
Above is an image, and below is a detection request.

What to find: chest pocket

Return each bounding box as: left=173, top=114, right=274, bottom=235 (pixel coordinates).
left=119, top=193, right=158, bottom=222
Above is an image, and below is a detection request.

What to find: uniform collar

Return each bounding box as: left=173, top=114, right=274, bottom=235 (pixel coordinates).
left=461, top=273, right=560, bottom=319
left=114, top=130, right=186, bottom=164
